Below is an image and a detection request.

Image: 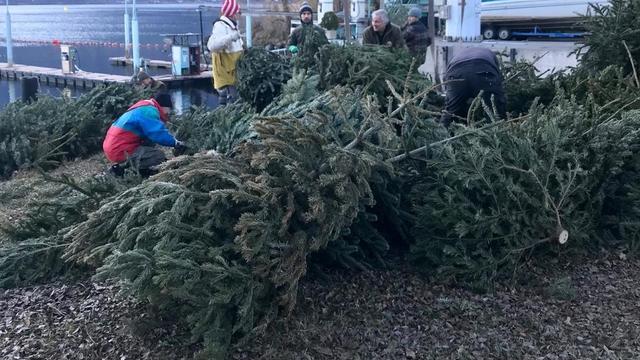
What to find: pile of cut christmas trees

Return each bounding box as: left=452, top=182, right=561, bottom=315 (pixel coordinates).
left=2, top=0, right=640, bottom=357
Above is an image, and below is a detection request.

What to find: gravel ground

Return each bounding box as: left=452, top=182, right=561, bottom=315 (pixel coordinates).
left=0, top=255, right=639, bottom=359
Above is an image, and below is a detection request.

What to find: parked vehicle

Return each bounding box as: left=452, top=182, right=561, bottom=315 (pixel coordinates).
left=480, top=0, right=610, bottom=40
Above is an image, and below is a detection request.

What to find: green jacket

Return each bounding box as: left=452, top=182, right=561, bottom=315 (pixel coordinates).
left=362, top=23, right=406, bottom=49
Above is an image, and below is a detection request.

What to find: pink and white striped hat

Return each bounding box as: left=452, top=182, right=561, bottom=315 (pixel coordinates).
left=221, top=0, right=240, bottom=18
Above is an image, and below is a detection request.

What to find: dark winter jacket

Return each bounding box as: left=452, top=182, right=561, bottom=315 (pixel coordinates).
left=441, top=48, right=506, bottom=127
left=288, top=22, right=328, bottom=47
left=447, top=47, right=500, bottom=74
left=362, top=23, right=406, bottom=49
left=402, top=20, right=430, bottom=60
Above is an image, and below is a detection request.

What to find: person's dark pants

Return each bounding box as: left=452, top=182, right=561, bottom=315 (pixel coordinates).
left=440, top=60, right=506, bottom=127
left=217, top=85, right=238, bottom=106
left=110, top=145, right=166, bottom=178
left=129, top=145, right=166, bottom=170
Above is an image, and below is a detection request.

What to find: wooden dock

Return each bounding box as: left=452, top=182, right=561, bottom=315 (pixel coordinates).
left=109, top=57, right=172, bottom=69
left=108, top=57, right=212, bottom=72
left=155, top=72, right=212, bottom=89
left=0, top=63, right=212, bottom=89
left=0, top=63, right=131, bottom=89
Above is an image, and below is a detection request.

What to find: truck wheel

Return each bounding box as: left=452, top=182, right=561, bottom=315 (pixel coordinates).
left=498, top=28, right=511, bottom=40
left=483, top=27, right=496, bottom=40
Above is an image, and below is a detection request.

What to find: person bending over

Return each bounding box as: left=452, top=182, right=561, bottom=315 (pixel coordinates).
left=102, top=92, right=186, bottom=177
left=441, top=47, right=506, bottom=127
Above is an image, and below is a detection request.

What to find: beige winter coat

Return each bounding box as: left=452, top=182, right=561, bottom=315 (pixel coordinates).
left=207, top=16, right=244, bottom=89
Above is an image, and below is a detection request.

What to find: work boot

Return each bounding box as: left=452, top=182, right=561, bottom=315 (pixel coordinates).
left=138, top=168, right=158, bottom=178
left=108, top=164, right=125, bottom=177
left=217, top=88, right=228, bottom=106
left=226, top=85, right=238, bottom=104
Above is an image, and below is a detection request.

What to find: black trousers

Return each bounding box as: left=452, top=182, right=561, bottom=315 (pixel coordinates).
left=441, top=60, right=506, bottom=127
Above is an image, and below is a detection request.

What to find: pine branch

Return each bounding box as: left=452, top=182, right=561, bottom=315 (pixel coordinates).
left=388, top=115, right=527, bottom=162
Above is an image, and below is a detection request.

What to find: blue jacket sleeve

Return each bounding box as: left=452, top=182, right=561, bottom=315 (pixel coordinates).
left=137, top=107, right=177, bottom=147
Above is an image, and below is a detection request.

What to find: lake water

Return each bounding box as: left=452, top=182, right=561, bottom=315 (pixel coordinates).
left=0, top=3, right=223, bottom=110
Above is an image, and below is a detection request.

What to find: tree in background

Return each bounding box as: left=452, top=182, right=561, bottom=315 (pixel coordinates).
left=578, top=0, right=640, bottom=77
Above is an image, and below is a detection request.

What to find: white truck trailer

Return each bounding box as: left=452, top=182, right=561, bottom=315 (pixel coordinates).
left=480, top=0, right=610, bottom=40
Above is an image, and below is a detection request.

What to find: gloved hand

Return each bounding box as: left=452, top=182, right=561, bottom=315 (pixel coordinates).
left=288, top=45, right=299, bottom=54
left=173, top=140, right=188, bottom=156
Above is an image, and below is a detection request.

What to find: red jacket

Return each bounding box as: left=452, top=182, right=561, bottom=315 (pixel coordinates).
left=103, top=99, right=176, bottom=163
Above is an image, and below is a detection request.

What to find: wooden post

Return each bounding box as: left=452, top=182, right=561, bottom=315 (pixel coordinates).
left=427, top=0, right=435, bottom=45
left=343, top=0, right=351, bottom=42
left=20, top=77, right=38, bottom=103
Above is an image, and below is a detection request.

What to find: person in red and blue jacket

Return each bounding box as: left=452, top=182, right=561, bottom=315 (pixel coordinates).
left=102, top=92, right=186, bottom=176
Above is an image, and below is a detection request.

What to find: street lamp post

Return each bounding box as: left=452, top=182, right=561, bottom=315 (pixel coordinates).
left=197, top=5, right=205, bottom=54
left=5, top=0, right=13, bottom=66
left=245, top=0, right=252, bottom=48
left=131, top=0, right=140, bottom=72
left=124, top=0, right=131, bottom=59
left=343, top=0, right=351, bottom=42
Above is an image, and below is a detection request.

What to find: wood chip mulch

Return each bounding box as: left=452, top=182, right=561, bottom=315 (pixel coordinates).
left=1, top=254, right=639, bottom=359
left=232, top=255, right=640, bottom=360
left=0, top=281, right=190, bottom=360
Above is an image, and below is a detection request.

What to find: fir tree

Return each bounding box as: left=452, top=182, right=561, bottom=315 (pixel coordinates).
left=0, top=84, right=144, bottom=179
left=172, top=102, right=255, bottom=155
left=291, top=25, right=329, bottom=72
left=236, top=48, right=292, bottom=111
left=63, top=86, right=407, bottom=358
left=409, top=86, right=640, bottom=289
left=578, top=0, right=640, bottom=76
left=0, top=172, right=129, bottom=287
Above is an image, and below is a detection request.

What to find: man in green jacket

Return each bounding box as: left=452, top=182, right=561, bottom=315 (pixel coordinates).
left=288, top=3, right=328, bottom=55
left=362, top=9, right=406, bottom=49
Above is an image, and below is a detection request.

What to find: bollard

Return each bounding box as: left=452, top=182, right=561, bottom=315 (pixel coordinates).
left=21, top=77, right=39, bottom=103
